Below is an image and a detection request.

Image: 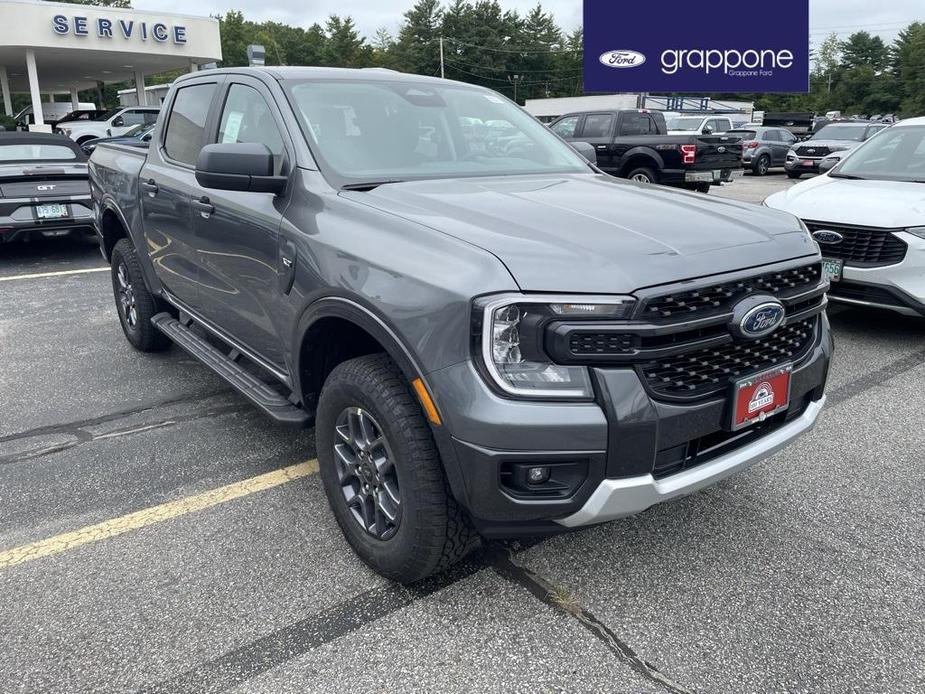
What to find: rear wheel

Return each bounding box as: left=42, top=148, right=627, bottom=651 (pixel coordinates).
left=110, top=238, right=170, bottom=352
left=754, top=154, right=771, bottom=176
left=626, top=167, right=657, bottom=184
left=316, top=354, right=476, bottom=583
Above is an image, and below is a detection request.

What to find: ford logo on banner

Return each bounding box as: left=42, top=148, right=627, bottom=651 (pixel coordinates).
left=583, top=0, right=809, bottom=93
left=598, top=50, right=646, bottom=69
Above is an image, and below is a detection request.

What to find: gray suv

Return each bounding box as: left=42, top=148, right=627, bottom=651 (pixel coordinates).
left=729, top=126, right=797, bottom=175
left=90, top=67, right=832, bottom=583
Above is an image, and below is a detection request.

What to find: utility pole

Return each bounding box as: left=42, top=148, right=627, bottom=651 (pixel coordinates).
left=439, top=37, right=445, bottom=79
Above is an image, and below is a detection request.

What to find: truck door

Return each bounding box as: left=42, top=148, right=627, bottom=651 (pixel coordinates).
left=190, top=76, right=292, bottom=369
left=140, top=77, right=222, bottom=310
left=576, top=113, right=616, bottom=170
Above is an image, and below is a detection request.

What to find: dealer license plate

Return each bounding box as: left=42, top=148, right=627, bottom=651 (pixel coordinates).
left=801, top=159, right=815, bottom=167
left=729, top=364, right=792, bottom=431
left=36, top=204, right=68, bottom=219
left=821, top=257, right=843, bottom=283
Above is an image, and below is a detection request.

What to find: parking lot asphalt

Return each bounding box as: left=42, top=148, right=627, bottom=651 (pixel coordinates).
left=2, top=173, right=924, bottom=694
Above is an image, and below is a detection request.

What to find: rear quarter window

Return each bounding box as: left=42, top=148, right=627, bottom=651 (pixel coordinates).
left=0, top=143, right=80, bottom=161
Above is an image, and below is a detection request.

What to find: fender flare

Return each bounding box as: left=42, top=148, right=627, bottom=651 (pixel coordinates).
left=618, top=147, right=664, bottom=175
left=291, top=294, right=428, bottom=400
left=97, top=196, right=132, bottom=261
left=292, top=293, right=470, bottom=506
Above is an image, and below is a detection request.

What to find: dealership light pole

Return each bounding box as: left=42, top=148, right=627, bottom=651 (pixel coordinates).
left=439, top=37, right=445, bottom=79
left=508, top=74, right=522, bottom=104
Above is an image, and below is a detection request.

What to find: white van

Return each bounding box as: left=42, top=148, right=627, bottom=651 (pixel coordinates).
left=15, top=102, right=97, bottom=126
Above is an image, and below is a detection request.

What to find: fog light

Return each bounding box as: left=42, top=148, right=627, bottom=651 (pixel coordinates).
left=527, top=466, right=551, bottom=485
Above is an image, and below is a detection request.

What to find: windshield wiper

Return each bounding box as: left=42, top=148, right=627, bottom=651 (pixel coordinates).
left=341, top=180, right=405, bottom=192
left=827, top=173, right=866, bottom=180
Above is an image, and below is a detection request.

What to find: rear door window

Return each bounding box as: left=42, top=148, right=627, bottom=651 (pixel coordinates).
left=164, top=82, right=218, bottom=166
left=620, top=112, right=652, bottom=136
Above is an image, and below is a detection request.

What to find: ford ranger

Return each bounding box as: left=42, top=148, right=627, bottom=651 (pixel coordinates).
left=89, top=67, right=831, bottom=583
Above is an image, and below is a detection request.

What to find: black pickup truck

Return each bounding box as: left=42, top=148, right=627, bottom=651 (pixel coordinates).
left=550, top=110, right=743, bottom=192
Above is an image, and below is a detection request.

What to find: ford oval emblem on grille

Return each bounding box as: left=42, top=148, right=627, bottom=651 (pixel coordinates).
left=741, top=302, right=786, bottom=338
left=812, top=229, right=844, bottom=245
left=718, top=146, right=726, bottom=153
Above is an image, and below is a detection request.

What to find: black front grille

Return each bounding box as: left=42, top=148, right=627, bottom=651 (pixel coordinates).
left=569, top=332, right=635, bottom=356
left=641, top=263, right=821, bottom=320
left=805, top=221, right=907, bottom=267
left=641, top=317, right=817, bottom=399
left=794, top=145, right=831, bottom=157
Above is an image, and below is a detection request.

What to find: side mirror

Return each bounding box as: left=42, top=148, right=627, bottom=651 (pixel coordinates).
left=112, top=116, right=124, bottom=127
left=703, top=126, right=714, bottom=135
left=195, top=142, right=286, bottom=194
left=570, top=141, right=597, bottom=165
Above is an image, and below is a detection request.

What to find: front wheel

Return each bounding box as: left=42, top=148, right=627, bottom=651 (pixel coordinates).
left=787, top=171, right=802, bottom=179
left=110, top=238, right=171, bottom=352
left=316, top=354, right=476, bottom=583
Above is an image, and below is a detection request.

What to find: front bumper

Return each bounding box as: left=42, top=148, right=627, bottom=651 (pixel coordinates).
left=558, top=397, right=824, bottom=526
left=828, top=231, right=925, bottom=316
left=429, top=316, right=832, bottom=535
left=785, top=157, right=820, bottom=174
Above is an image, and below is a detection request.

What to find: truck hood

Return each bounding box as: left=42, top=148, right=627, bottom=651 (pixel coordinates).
left=764, top=175, right=925, bottom=229
left=794, top=139, right=863, bottom=152
left=343, top=174, right=816, bottom=293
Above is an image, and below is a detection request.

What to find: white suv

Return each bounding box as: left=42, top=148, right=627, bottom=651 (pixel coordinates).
left=666, top=115, right=734, bottom=136
left=765, top=117, right=925, bottom=317
left=57, top=107, right=160, bottom=145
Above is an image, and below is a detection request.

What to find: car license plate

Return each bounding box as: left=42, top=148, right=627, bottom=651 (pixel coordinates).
left=729, top=364, right=792, bottom=431
left=821, top=257, right=843, bottom=282
left=801, top=160, right=814, bottom=167
left=36, top=204, right=68, bottom=219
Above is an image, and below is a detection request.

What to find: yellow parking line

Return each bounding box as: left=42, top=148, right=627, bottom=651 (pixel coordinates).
left=0, top=460, right=319, bottom=570
left=0, top=267, right=109, bottom=282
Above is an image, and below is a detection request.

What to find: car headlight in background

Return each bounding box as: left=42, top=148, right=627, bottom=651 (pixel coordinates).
left=477, top=295, right=635, bottom=399
left=906, top=227, right=925, bottom=240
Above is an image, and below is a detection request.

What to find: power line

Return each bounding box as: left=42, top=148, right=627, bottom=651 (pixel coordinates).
left=440, top=57, right=582, bottom=74
left=441, top=37, right=580, bottom=54
left=441, top=60, right=581, bottom=85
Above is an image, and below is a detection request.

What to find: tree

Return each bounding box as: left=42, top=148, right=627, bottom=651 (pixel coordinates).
left=892, top=22, right=925, bottom=116
left=813, top=32, right=841, bottom=94
left=393, top=0, right=444, bottom=76
left=840, top=31, right=888, bottom=71
left=323, top=16, right=371, bottom=67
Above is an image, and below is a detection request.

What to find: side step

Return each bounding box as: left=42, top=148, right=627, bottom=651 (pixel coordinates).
left=151, top=313, right=312, bottom=426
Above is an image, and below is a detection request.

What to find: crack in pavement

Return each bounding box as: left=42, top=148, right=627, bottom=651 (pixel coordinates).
left=0, top=389, right=232, bottom=446
left=492, top=551, right=694, bottom=694
left=0, top=403, right=251, bottom=466
left=825, top=347, right=925, bottom=409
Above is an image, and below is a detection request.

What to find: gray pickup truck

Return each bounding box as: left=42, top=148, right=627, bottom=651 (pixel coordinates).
left=90, top=67, right=832, bottom=583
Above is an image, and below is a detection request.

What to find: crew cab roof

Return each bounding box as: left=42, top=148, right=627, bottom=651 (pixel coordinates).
left=174, top=65, right=455, bottom=87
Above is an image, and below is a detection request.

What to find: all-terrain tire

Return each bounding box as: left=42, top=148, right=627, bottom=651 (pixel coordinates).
left=316, top=353, right=476, bottom=583
left=110, top=238, right=171, bottom=352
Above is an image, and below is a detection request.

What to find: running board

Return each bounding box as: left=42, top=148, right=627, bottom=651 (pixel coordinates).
left=151, top=313, right=311, bottom=427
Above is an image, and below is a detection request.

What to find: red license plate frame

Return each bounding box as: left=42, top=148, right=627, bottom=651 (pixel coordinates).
left=729, top=364, right=792, bottom=431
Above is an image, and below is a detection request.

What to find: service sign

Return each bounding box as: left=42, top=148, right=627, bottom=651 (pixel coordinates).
left=583, top=0, right=809, bottom=93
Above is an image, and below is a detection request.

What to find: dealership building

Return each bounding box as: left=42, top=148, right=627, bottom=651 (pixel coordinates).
left=0, top=0, right=221, bottom=128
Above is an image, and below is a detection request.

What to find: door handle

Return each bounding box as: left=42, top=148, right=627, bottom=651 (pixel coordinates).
left=191, top=196, right=215, bottom=219
left=140, top=179, right=158, bottom=197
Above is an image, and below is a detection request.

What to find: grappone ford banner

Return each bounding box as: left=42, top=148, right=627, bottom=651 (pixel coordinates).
left=583, top=0, right=809, bottom=93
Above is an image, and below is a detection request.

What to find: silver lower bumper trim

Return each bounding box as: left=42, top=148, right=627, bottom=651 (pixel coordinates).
left=555, top=396, right=826, bottom=528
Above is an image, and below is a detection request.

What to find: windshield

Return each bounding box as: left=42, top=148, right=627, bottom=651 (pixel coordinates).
left=93, top=109, right=119, bottom=122
left=812, top=124, right=867, bottom=141
left=666, top=117, right=704, bottom=131
left=284, top=79, right=588, bottom=185
left=0, top=143, right=80, bottom=162
left=833, top=125, right=925, bottom=182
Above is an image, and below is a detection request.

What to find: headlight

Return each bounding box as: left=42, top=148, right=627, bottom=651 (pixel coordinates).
left=476, top=295, right=635, bottom=399
left=907, top=227, right=925, bottom=240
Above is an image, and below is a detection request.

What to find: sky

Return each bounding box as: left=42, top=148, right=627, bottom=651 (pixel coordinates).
left=133, top=0, right=925, bottom=49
